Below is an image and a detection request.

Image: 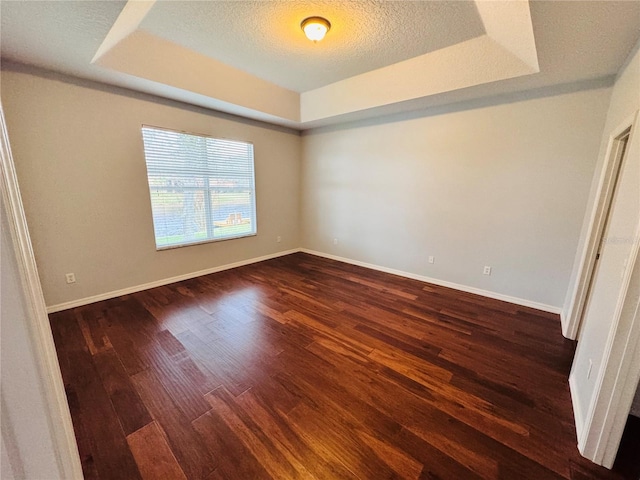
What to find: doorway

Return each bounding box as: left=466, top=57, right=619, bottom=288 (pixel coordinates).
left=569, top=109, right=640, bottom=468
left=576, top=129, right=631, bottom=340
left=565, top=123, right=634, bottom=341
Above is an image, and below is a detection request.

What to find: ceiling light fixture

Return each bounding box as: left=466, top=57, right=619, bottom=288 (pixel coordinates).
left=301, top=16, right=331, bottom=42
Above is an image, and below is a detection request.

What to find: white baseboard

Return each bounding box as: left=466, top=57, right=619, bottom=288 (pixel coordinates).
left=300, top=248, right=562, bottom=315
left=560, top=309, right=577, bottom=340
left=46, top=249, right=300, bottom=313
left=48, top=247, right=563, bottom=317
left=569, top=374, right=585, bottom=453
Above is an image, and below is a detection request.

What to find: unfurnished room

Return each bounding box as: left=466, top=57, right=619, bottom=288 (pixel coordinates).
left=1, top=1, right=640, bottom=479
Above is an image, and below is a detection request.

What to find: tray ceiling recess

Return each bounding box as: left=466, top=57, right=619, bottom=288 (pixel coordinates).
left=5, top=1, right=637, bottom=129
left=91, top=0, right=539, bottom=128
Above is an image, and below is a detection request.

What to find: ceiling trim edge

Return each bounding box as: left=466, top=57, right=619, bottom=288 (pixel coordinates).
left=91, top=0, right=540, bottom=128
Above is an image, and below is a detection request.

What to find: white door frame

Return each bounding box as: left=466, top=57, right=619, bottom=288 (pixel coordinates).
left=564, top=111, right=639, bottom=340
left=580, top=228, right=640, bottom=467
left=0, top=104, right=83, bottom=478
left=571, top=110, right=640, bottom=467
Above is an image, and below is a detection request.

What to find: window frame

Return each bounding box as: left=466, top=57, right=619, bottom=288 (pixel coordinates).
left=141, top=124, right=258, bottom=251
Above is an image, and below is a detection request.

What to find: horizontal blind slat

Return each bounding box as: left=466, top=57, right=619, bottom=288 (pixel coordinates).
left=141, top=126, right=257, bottom=249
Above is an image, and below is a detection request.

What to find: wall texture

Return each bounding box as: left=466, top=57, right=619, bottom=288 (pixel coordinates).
left=1, top=66, right=301, bottom=308
left=300, top=86, right=611, bottom=309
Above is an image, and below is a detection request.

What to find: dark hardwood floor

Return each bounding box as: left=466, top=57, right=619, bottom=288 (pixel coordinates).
left=49, top=253, right=634, bottom=479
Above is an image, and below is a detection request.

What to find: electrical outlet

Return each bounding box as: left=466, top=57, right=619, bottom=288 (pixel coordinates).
left=333, top=238, right=338, bottom=245
left=276, top=236, right=282, bottom=243
left=483, top=266, right=492, bottom=275
left=65, top=273, right=76, bottom=284
left=428, top=256, right=435, bottom=264
left=587, top=359, right=593, bottom=379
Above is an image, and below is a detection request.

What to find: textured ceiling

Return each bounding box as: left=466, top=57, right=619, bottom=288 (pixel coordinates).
left=1, top=1, right=640, bottom=130
left=140, top=1, right=486, bottom=92
left=0, top=1, right=125, bottom=77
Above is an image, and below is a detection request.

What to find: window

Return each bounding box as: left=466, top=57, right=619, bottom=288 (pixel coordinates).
left=141, top=126, right=257, bottom=249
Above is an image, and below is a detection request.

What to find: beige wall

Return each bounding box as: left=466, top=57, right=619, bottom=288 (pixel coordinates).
left=1, top=65, right=614, bottom=314
left=1, top=66, right=301, bottom=308
left=300, top=86, right=611, bottom=309
left=569, top=41, right=640, bottom=432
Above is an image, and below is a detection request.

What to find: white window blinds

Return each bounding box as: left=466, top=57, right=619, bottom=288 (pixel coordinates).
left=141, top=126, right=257, bottom=249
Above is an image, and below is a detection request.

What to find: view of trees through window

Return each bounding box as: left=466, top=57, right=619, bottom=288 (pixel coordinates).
left=141, top=126, right=256, bottom=249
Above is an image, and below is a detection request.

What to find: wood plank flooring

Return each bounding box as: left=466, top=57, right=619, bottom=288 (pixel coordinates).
left=49, top=253, right=634, bottom=479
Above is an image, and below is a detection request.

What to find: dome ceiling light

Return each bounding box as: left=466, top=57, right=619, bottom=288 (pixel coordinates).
left=301, top=16, right=331, bottom=42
